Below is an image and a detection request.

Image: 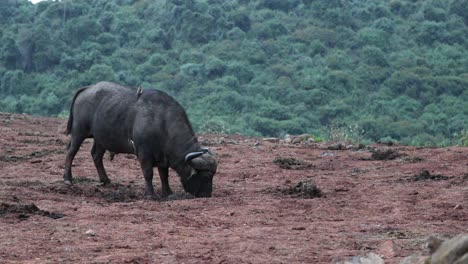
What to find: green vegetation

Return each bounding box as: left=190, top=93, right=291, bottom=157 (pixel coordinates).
left=459, top=130, right=468, bottom=146
left=0, top=0, right=467, bottom=146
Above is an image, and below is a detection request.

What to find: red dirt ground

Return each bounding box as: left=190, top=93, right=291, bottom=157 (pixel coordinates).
left=0, top=112, right=466, bottom=263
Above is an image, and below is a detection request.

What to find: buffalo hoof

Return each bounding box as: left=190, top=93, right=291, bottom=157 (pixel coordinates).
left=144, top=193, right=160, bottom=201
left=162, top=190, right=173, bottom=198
left=98, top=180, right=111, bottom=186
left=64, top=179, right=73, bottom=185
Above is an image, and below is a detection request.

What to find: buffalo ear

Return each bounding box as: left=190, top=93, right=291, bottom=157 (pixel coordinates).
left=185, top=149, right=218, bottom=172
left=190, top=155, right=218, bottom=172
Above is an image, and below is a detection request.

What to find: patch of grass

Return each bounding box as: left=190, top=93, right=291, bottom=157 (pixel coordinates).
left=370, top=148, right=405, bottom=160
left=104, top=186, right=139, bottom=203
left=273, top=156, right=312, bottom=170
left=165, top=192, right=195, bottom=201
left=199, top=119, right=230, bottom=135
left=409, top=170, right=451, bottom=182
left=0, top=202, right=64, bottom=220
left=312, top=135, right=325, bottom=142
left=459, top=130, right=468, bottom=146
left=73, top=177, right=98, bottom=184
left=282, top=180, right=323, bottom=198
left=0, top=149, right=64, bottom=162
left=402, top=156, right=425, bottom=163
left=328, top=124, right=365, bottom=144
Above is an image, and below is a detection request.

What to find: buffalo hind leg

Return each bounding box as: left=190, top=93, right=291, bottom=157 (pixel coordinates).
left=63, top=135, right=86, bottom=185
left=91, top=142, right=111, bottom=185
left=139, top=156, right=158, bottom=200
left=158, top=167, right=173, bottom=197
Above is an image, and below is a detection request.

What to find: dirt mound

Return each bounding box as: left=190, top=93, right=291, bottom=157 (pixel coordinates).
left=370, top=148, right=406, bottom=160
left=0, top=149, right=63, bottom=162
left=41, top=180, right=142, bottom=203
left=0, top=202, right=64, bottom=220
left=165, top=192, right=195, bottom=201
left=281, top=180, right=323, bottom=198
left=409, top=169, right=452, bottom=182
left=273, top=156, right=313, bottom=170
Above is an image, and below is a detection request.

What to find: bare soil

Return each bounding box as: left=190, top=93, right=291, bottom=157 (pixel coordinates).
left=0, top=112, right=467, bottom=263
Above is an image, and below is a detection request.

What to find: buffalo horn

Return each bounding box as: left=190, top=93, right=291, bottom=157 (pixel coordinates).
left=185, top=149, right=217, bottom=172
left=185, top=151, right=205, bottom=162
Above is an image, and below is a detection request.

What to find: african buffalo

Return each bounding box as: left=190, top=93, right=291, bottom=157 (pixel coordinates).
left=63, top=81, right=217, bottom=198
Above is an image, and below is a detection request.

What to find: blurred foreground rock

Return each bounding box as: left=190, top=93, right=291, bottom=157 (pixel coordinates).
left=335, top=235, right=468, bottom=264
left=335, top=253, right=384, bottom=264
left=282, top=133, right=314, bottom=144
left=430, top=235, right=468, bottom=264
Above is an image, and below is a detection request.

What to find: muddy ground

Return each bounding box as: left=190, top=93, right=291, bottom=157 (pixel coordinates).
left=0, top=112, right=466, bottom=263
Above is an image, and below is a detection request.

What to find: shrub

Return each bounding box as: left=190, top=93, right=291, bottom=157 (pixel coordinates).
left=360, top=46, right=389, bottom=67
left=458, top=130, right=468, bottom=146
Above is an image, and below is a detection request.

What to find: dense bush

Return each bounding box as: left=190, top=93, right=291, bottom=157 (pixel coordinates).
left=0, top=0, right=467, bottom=146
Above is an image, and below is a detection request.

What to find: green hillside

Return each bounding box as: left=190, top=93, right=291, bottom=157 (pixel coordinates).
left=1, top=0, right=467, bottom=146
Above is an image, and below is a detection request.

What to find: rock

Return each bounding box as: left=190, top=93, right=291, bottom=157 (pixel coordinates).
left=328, top=143, right=346, bottom=150
left=284, top=134, right=292, bottom=143
left=427, top=236, right=444, bottom=254
left=291, top=134, right=313, bottom=144
left=263, top=137, right=279, bottom=143
left=371, top=148, right=404, bottom=160
left=431, top=234, right=468, bottom=264
left=85, top=229, right=96, bottom=237
left=399, top=254, right=427, bottom=264
left=454, top=253, right=468, bottom=264
left=291, top=137, right=302, bottom=144
left=378, top=240, right=399, bottom=259
left=352, top=143, right=366, bottom=150
left=335, top=252, right=384, bottom=264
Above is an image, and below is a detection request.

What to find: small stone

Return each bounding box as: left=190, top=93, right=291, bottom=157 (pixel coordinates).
left=263, top=137, right=279, bottom=143
left=328, top=143, right=345, bottom=150
left=378, top=240, right=399, bottom=259
left=399, top=254, right=427, bottom=264
left=85, top=229, right=96, bottom=237
left=336, top=252, right=384, bottom=264
left=291, top=137, right=302, bottom=144
left=427, top=236, right=444, bottom=254
left=292, top=227, right=306, bottom=230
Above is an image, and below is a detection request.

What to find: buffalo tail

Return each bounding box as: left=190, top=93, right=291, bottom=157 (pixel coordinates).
left=65, top=86, right=89, bottom=135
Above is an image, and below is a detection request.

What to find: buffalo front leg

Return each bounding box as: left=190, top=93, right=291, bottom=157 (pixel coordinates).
left=158, top=167, right=173, bottom=197
left=91, top=142, right=111, bottom=185
left=139, top=157, right=158, bottom=199
left=63, top=135, right=85, bottom=185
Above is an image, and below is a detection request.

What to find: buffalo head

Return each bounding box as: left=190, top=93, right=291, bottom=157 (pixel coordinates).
left=183, top=148, right=218, bottom=197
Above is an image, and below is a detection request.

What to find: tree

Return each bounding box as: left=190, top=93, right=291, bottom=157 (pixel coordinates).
left=449, top=0, right=468, bottom=25
left=0, top=36, right=21, bottom=69
left=85, top=64, right=117, bottom=84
